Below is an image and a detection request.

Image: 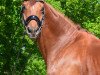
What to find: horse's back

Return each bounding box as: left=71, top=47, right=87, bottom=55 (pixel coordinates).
left=87, top=33, right=100, bottom=75
left=76, top=31, right=100, bottom=75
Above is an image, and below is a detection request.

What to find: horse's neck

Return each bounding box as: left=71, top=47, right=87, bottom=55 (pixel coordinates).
left=37, top=3, right=78, bottom=63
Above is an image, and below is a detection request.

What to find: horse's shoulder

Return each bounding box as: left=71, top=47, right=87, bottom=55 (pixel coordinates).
left=87, top=35, right=100, bottom=57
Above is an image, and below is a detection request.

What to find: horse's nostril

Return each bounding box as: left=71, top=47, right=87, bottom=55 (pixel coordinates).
left=27, top=27, right=32, bottom=33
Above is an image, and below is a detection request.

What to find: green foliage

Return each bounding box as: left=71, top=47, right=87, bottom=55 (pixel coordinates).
left=46, top=0, right=64, bottom=13
left=83, top=19, right=100, bottom=38
left=0, top=0, right=46, bottom=75
left=23, top=54, right=46, bottom=75
left=57, top=0, right=100, bottom=24
left=0, top=0, right=100, bottom=75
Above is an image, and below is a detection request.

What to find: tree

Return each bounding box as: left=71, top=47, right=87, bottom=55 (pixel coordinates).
left=0, top=0, right=46, bottom=75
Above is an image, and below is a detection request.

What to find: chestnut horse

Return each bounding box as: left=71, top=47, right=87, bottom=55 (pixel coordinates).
left=21, top=0, right=100, bottom=75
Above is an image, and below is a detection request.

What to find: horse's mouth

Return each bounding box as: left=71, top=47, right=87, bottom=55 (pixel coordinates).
left=26, top=31, right=37, bottom=39
left=26, top=27, right=40, bottom=39
left=27, top=33, right=36, bottom=38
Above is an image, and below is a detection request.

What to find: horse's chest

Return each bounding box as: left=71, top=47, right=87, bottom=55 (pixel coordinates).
left=47, top=56, right=83, bottom=75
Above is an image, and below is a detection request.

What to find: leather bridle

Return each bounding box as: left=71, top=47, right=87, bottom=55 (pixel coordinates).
left=21, top=0, right=45, bottom=38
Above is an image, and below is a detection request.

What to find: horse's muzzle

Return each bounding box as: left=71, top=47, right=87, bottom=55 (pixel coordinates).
left=26, top=27, right=40, bottom=39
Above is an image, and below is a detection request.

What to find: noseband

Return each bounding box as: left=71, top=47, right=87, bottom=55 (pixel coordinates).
left=21, top=0, right=45, bottom=38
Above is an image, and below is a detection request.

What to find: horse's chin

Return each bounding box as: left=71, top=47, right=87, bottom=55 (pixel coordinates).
left=27, top=32, right=37, bottom=39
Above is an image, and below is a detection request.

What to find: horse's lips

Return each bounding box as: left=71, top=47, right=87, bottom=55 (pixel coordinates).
left=26, top=31, right=36, bottom=38
left=25, top=28, right=36, bottom=38
left=30, top=34, right=36, bottom=38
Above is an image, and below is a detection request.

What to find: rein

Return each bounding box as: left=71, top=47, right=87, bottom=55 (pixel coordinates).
left=21, top=0, right=45, bottom=38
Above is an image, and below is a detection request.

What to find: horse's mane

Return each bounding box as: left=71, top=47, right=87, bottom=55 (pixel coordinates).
left=46, top=3, right=76, bottom=26
left=45, top=3, right=89, bottom=32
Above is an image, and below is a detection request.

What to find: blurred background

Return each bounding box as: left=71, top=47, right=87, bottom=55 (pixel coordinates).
left=0, top=0, right=100, bottom=75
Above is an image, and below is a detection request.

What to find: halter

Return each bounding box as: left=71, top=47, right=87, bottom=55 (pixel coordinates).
left=21, top=0, right=45, bottom=38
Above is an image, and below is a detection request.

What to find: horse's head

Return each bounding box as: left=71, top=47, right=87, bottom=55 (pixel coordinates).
left=21, top=0, right=45, bottom=38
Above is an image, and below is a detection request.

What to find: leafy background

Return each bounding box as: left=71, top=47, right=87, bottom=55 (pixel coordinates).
left=0, top=0, right=100, bottom=75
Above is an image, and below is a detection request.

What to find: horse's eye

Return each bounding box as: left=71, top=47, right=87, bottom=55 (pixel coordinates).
left=21, top=6, right=26, bottom=13
left=41, top=7, right=44, bottom=11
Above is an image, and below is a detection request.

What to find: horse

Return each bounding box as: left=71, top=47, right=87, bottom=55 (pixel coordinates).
left=21, top=0, right=100, bottom=75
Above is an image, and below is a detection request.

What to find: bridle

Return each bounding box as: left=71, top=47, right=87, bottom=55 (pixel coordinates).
left=13, top=1, right=45, bottom=72
left=21, top=0, right=45, bottom=38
